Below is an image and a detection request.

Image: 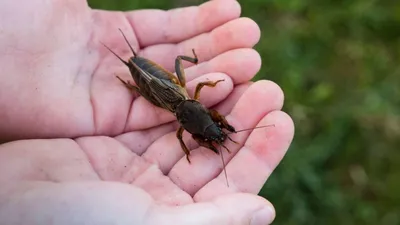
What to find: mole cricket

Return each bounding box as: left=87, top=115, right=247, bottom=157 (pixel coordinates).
left=102, top=29, right=273, bottom=186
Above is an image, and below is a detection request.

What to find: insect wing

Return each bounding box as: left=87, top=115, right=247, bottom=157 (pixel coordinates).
left=131, top=61, right=188, bottom=111
left=148, top=78, right=189, bottom=112
left=130, top=61, right=154, bottom=83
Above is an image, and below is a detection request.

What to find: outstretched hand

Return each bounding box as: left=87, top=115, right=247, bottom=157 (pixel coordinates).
left=0, top=0, right=294, bottom=224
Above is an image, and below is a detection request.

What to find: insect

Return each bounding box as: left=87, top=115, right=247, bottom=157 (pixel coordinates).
left=102, top=29, right=273, bottom=186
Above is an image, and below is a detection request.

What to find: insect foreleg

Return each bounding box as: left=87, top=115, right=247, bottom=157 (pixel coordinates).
left=194, top=79, right=224, bottom=100
left=175, top=49, right=198, bottom=88
left=192, top=134, right=219, bottom=154
left=209, top=109, right=238, bottom=145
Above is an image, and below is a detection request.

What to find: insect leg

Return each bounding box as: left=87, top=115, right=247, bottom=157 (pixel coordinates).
left=175, top=49, right=198, bottom=88
left=209, top=109, right=236, bottom=133
left=209, top=109, right=239, bottom=144
left=116, top=75, right=142, bottom=94
left=176, top=126, right=192, bottom=163
left=194, top=80, right=224, bottom=100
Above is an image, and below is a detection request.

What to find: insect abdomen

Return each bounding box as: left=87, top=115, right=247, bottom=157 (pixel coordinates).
left=131, top=57, right=177, bottom=84
left=129, top=57, right=187, bottom=112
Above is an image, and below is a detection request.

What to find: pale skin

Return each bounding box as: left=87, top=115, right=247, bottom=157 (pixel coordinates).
left=0, top=0, right=294, bottom=224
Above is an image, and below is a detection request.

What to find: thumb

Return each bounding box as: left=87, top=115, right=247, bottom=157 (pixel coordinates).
left=145, top=193, right=275, bottom=225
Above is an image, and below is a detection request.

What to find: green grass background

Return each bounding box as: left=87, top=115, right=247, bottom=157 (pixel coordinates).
left=87, top=0, right=400, bottom=224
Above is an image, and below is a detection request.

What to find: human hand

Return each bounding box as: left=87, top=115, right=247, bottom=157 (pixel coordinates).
left=0, top=83, right=293, bottom=224
left=0, top=0, right=294, bottom=224
left=0, top=0, right=262, bottom=142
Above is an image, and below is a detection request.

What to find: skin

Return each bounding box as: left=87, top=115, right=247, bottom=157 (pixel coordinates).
left=0, top=0, right=295, bottom=224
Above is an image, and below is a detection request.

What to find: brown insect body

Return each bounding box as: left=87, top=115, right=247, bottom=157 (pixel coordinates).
left=175, top=99, right=237, bottom=154
left=130, top=58, right=192, bottom=112
left=176, top=100, right=224, bottom=144
left=103, top=29, right=241, bottom=186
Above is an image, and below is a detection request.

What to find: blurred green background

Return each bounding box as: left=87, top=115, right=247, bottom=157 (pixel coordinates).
left=88, top=0, right=400, bottom=224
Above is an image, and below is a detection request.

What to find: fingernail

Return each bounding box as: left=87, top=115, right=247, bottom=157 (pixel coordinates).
left=250, top=206, right=274, bottom=225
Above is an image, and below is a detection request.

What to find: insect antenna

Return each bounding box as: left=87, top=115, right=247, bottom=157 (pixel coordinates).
left=218, top=144, right=229, bottom=187
left=226, top=124, right=275, bottom=135
left=101, top=42, right=130, bottom=67
left=118, top=28, right=137, bottom=57
left=225, top=124, right=275, bottom=144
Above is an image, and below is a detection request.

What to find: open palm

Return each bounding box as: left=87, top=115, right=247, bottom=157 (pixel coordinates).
left=0, top=0, right=294, bottom=224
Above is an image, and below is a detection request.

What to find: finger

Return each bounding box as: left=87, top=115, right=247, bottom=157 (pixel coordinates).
left=126, top=0, right=241, bottom=47
left=184, top=48, right=261, bottom=85
left=76, top=136, right=193, bottom=205
left=212, top=81, right=252, bottom=115
left=140, top=17, right=261, bottom=72
left=194, top=111, right=294, bottom=201
left=146, top=193, right=275, bottom=225
left=141, top=82, right=251, bottom=174
left=125, top=72, right=234, bottom=131
left=76, top=136, right=149, bottom=182
left=114, top=122, right=176, bottom=155
left=168, top=80, right=285, bottom=195
left=131, top=162, right=194, bottom=206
